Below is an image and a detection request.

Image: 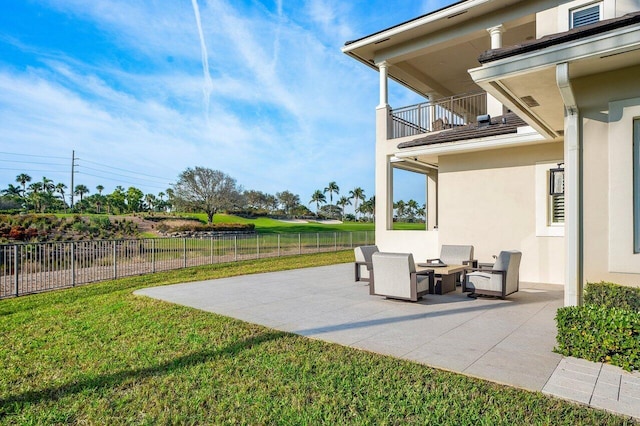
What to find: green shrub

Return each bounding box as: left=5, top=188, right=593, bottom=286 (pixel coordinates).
left=584, top=281, right=640, bottom=312
left=555, top=304, right=639, bottom=371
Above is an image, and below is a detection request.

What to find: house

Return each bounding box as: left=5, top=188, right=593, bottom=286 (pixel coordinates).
left=342, top=0, right=640, bottom=305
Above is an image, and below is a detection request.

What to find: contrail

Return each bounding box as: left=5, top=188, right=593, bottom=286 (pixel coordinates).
left=271, top=0, right=283, bottom=69
left=191, top=0, right=213, bottom=122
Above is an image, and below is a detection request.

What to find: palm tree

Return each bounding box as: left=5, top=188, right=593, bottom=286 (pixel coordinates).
left=323, top=181, right=339, bottom=205
left=360, top=196, right=376, bottom=221
left=27, top=182, right=43, bottom=212
left=394, top=200, right=406, bottom=220
left=15, top=173, right=31, bottom=196
left=96, top=185, right=104, bottom=195
left=349, top=187, right=365, bottom=220
left=55, top=183, right=67, bottom=212
left=2, top=184, right=22, bottom=198
left=144, top=193, right=157, bottom=211
left=309, top=190, right=326, bottom=214
left=41, top=177, right=54, bottom=194
left=407, top=199, right=420, bottom=221
left=74, top=184, right=89, bottom=202
left=336, top=196, right=351, bottom=221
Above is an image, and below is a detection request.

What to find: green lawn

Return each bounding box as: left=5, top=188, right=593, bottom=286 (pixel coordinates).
left=0, top=251, right=632, bottom=424
left=204, top=213, right=376, bottom=234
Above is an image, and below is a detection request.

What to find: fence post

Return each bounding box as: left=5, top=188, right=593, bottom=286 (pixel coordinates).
left=317, top=233, right=320, bottom=253
left=13, top=245, right=19, bottom=297
left=350, top=232, right=353, bottom=249
left=210, top=237, right=214, bottom=265
left=234, top=235, right=238, bottom=262
left=152, top=239, right=156, bottom=273
left=256, top=235, right=260, bottom=259
left=277, top=234, right=280, bottom=257
left=183, top=238, right=187, bottom=268
left=71, top=242, right=76, bottom=287
left=113, top=240, right=117, bottom=279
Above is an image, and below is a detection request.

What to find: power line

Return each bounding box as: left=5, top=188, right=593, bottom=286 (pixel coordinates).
left=0, top=167, right=67, bottom=173
left=77, top=165, right=169, bottom=185
left=0, top=151, right=68, bottom=160
left=76, top=171, right=169, bottom=191
left=0, top=159, right=69, bottom=166
left=79, top=157, right=171, bottom=181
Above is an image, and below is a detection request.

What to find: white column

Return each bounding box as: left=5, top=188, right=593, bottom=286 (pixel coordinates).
left=487, top=25, right=505, bottom=49
left=425, top=92, right=435, bottom=131
left=557, top=63, right=582, bottom=307
left=377, top=61, right=389, bottom=108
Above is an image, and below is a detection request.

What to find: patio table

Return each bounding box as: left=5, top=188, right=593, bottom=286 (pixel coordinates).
left=416, top=263, right=468, bottom=294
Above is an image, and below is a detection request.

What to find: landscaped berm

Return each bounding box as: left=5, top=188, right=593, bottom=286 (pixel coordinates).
left=0, top=252, right=633, bottom=424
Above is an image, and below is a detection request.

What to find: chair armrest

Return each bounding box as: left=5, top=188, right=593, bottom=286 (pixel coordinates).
left=466, top=268, right=505, bottom=275
left=462, top=259, right=478, bottom=268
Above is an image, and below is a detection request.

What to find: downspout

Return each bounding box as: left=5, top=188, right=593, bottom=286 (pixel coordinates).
left=556, top=62, right=582, bottom=306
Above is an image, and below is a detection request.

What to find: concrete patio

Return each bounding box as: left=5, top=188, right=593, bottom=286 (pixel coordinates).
left=135, top=263, right=639, bottom=420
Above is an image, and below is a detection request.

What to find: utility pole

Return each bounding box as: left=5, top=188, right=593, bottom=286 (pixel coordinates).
left=70, top=150, right=75, bottom=208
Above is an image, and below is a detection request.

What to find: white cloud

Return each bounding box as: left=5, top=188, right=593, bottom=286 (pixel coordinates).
left=2, top=0, right=416, bottom=205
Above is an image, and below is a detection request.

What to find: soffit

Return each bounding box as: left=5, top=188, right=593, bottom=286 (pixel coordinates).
left=470, top=25, right=640, bottom=139
left=343, top=0, right=543, bottom=99
left=496, top=68, right=565, bottom=134
left=397, top=21, right=535, bottom=98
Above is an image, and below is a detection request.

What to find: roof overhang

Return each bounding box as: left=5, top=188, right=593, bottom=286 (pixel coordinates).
left=341, top=0, right=539, bottom=99
left=395, top=125, right=547, bottom=161
left=469, top=23, right=640, bottom=140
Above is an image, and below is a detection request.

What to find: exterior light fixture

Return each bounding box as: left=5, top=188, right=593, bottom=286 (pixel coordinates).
left=549, top=163, right=565, bottom=195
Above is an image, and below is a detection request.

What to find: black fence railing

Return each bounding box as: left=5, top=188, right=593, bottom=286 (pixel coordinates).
left=0, top=231, right=375, bottom=299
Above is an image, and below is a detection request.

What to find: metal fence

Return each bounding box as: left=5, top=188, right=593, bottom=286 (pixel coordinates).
left=390, top=91, right=487, bottom=139
left=0, top=231, right=374, bottom=299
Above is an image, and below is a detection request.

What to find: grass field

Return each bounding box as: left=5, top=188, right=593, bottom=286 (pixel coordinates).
left=0, top=251, right=631, bottom=424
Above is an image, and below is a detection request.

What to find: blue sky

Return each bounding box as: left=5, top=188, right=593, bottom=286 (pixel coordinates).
left=0, top=0, right=449, bottom=210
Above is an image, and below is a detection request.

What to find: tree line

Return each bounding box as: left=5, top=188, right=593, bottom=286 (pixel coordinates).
left=1, top=168, right=376, bottom=223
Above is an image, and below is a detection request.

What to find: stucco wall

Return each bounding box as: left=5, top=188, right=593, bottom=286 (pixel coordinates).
left=574, top=66, right=640, bottom=287
left=437, top=143, right=565, bottom=284
left=536, top=0, right=631, bottom=38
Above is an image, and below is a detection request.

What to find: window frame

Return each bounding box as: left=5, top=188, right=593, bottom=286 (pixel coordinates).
left=634, top=118, right=640, bottom=253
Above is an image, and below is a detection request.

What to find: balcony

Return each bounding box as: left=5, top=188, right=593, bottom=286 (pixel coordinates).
left=390, top=92, right=487, bottom=139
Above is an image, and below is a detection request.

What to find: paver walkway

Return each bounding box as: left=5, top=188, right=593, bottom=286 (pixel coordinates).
left=135, top=263, right=639, bottom=420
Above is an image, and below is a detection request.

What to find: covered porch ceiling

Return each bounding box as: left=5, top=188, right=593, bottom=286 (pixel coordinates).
left=342, top=0, right=539, bottom=100
left=469, top=19, right=640, bottom=140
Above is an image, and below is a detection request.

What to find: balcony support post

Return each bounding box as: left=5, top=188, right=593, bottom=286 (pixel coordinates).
left=377, top=61, right=389, bottom=108
left=487, top=25, right=505, bottom=49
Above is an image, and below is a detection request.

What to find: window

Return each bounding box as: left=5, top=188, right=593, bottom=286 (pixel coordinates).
left=570, top=2, right=602, bottom=28
left=551, top=193, right=565, bottom=224
left=549, top=164, right=565, bottom=224
left=634, top=119, right=640, bottom=253
left=535, top=162, right=564, bottom=237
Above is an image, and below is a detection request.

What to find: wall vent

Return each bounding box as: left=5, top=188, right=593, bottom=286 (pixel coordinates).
left=520, top=96, right=540, bottom=107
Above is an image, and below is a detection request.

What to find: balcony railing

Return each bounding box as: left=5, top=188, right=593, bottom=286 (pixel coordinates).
left=390, top=91, right=487, bottom=139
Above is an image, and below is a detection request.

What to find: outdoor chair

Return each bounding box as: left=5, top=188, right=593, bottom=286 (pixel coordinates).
left=354, top=245, right=379, bottom=284
left=464, top=250, right=522, bottom=299
left=370, top=252, right=434, bottom=302
left=427, top=244, right=476, bottom=284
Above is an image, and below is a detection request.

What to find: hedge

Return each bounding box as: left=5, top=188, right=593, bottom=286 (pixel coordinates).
left=584, top=281, right=640, bottom=312
left=555, top=282, right=640, bottom=371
